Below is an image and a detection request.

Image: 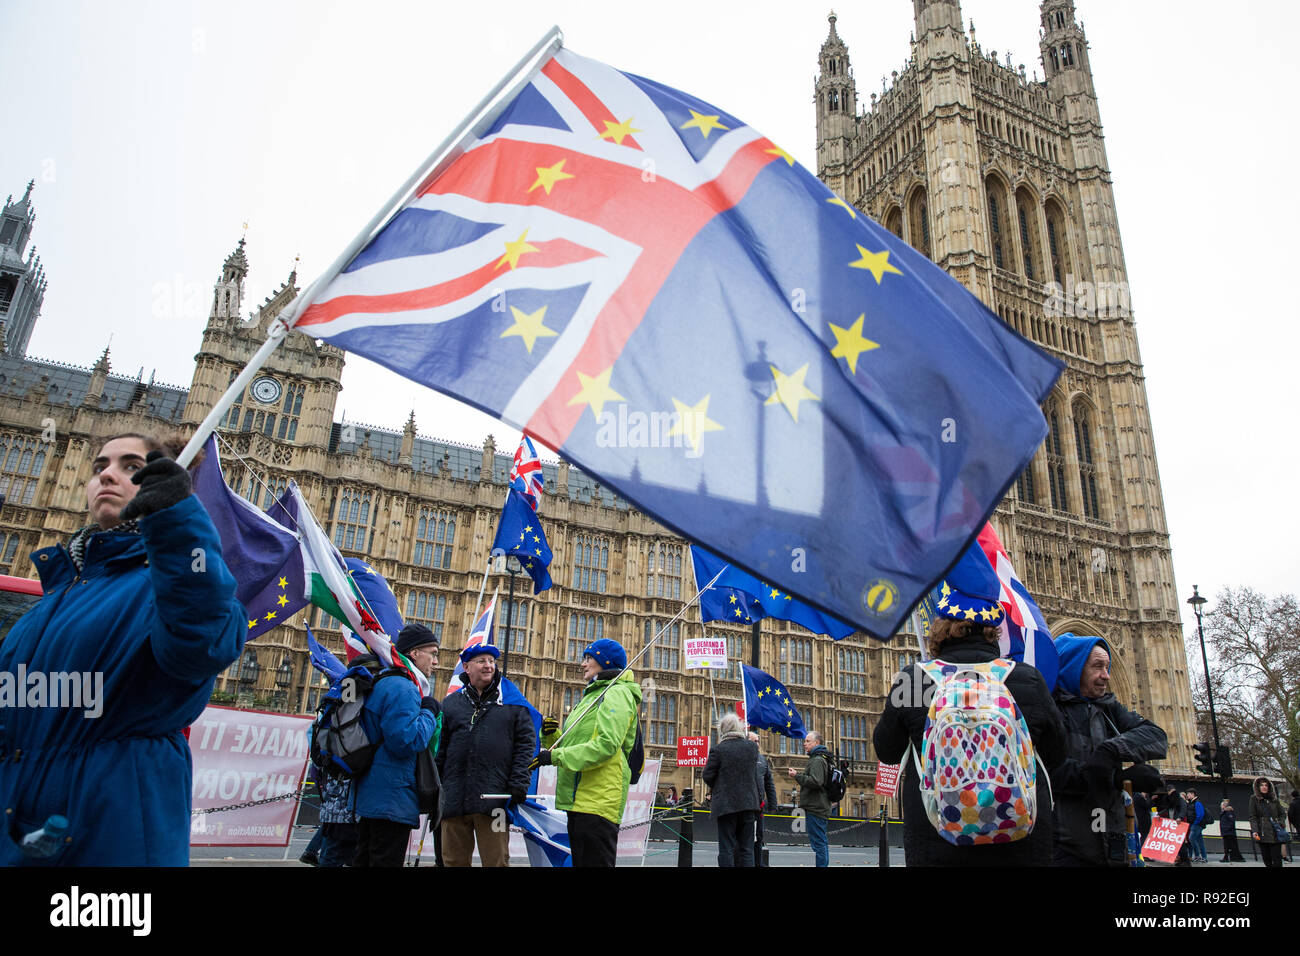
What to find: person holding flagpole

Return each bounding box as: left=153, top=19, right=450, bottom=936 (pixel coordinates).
left=0, top=433, right=245, bottom=865
left=533, top=638, right=641, bottom=867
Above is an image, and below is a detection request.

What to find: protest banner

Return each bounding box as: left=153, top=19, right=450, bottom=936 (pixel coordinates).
left=684, top=636, right=727, bottom=670
left=874, top=762, right=901, bottom=798
left=1140, top=816, right=1189, bottom=864
left=677, top=735, right=709, bottom=768
left=189, top=705, right=312, bottom=847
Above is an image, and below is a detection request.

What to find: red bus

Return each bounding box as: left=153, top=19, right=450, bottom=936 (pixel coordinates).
left=0, top=574, right=42, bottom=641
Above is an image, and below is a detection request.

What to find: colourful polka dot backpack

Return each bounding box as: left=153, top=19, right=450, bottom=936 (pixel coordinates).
left=908, top=659, right=1048, bottom=846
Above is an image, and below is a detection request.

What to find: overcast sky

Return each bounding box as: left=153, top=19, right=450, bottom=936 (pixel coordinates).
left=2, top=0, right=1296, bottom=627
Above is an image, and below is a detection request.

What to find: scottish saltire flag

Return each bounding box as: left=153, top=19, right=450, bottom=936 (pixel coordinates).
left=510, top=435, right=546, bottom=511
left=291, top=45, right=1063, bottom=638
left=977, top=523, right=1058, bottom=691
left=691, top=545, right=856, bottom=639
left=508, top=799, right=572, bottom=867
left=306, top=623, right=347, bottom=683
left=742, top=665, right=805, bottom=738
left=446, top=591, right=497, bottom=696
left=190, top=435, right=307, bottom=639
left=491, top=488, right=553, bottom=593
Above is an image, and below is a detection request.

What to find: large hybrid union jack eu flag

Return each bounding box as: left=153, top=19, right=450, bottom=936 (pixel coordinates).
left=292, top=45, right=1063, bottom=639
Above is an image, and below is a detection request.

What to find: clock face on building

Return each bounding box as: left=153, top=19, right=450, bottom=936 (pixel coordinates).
left=251, top=376, right=282, bottom=404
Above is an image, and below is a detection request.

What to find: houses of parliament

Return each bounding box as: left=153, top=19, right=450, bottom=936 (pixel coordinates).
left=0, top=0, right=1197, bottom=806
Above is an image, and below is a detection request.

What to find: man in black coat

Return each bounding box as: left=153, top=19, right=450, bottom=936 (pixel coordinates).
left=437, top=644, right=536, bottom=866
left=1051, top=634, right=1166, bottom=867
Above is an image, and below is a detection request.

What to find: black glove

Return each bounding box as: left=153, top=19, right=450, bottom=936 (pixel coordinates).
left=420, top=696, right=441, bottom=715
left=528, top=749, right=552, bottom=771
left=509, top=789, right=527, bottom=807
left=1083, top=748, right=1118, bottom=794
left=119, top=451, right=191, bottom=522
left=1118, top=763, right=1162, bottom=793
left=541, top=716, right=559, bottom=736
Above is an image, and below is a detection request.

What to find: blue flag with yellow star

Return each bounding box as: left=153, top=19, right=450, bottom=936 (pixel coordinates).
left=191, top=435, right=307, bottom=639
left=344, top=557, right=404, bottom=644
left=692, top=545, right=857, bottom=639
left=289, top=46, right=1063, bottom=639
left=491, top=488, right=553, bottom=593
left=742, top=665, right=805, bottom=739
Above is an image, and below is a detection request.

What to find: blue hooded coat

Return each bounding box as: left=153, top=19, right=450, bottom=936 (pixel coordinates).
left=0, top=495, right=245, bottom=865
left=354, top=673, right=436, bottom=827
left=1051, top=633, right=1167, bottom=866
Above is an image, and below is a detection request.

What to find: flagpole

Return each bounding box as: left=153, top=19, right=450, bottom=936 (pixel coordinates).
left=547, top=564, right=728, bottom=752
left=175, top=27, right=564, bottom=471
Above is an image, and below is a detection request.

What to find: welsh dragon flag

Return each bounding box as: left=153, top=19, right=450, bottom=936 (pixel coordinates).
left=270, top=482, right=429, bottom=695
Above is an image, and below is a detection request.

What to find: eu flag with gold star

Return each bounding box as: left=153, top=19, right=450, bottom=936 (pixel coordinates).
left=693, top=545, right=856, bottom=639
left=289, top=44, right=1062, bottom=639
left=742, top=665, right=805, bottom=739
left=490, top=488, right=553, bottom=593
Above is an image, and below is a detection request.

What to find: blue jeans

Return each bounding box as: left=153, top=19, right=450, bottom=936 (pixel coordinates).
left=806, top=812, right=829, bottom=867
left=1188, top=824, right=1206, bottom=861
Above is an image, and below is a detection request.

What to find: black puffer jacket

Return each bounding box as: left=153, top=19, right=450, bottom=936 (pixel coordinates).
left=1052, top=691, right=1167, bottom=866
left=437, top=673, right=536, bottom=818
left=702, top=734, right=762, bottom=816
left=873, top=637, right=1067, bottom=867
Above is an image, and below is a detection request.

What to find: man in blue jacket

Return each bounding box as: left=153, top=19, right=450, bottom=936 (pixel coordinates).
left=352, top=623, right=440, bottom=867
left=0, top=433, right=245, bottom=865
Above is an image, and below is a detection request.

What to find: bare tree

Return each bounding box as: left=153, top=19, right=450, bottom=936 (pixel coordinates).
left=1187, top=588, right=1299, bottom=791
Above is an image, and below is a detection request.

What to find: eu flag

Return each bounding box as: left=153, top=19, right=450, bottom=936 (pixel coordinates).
left=344, top=558, right=404, bottom=646
left=191, top=435, right=307, bottom=640
left=692, top=545, right=856, bottom=639
left=291, top=45, right=1063, bottom=638
left=742, top=665, right=805, bottom=739
left=491, top=488, right=553, bottom=593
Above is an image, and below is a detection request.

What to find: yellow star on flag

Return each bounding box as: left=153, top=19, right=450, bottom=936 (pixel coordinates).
left=248, top=619, right=257, bottom=629
left=528, top=159, right=575, bottom=195
left=278, top=577, right=288, bottom=588
left=496, top=229, right=540, bottom=270
left=264, top=611, right=277, bottom=622
left=666, top=394, right=724, bottom=454
left=729, top=595, right=738, bottom=604
left=849, top=244, right=903, bottom=284
left=500, top=304, right=558, bottom=353
left=276, top=594, right=289, bottom=607
left=828, top=314, right=881, bottom=374
left=567, top=366, right=626, bottom=421
left=734, top=608, right=743, bottom=617
left=769, top=587, right=781, bottom=599
left=680, top=109, right=728, bottom=138
left=757, top=689, right=765, bottom=698
left=765, top=145, right=795, bottom=166
left=765, top=363, right=820, bottom=422
left=598, top=116, right=642, bottom=145
left=826, top=197, right=856, bottom=218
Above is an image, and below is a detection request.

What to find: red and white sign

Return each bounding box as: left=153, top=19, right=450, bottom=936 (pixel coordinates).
left=684, top=636, right=727, bottom=670
left=1140, top=817, right=1189, bottom=864
left=677, top=735, right=710, bottom=768
left=874, top=763, right=901, bottom=798
left=188, top=705, right=312, bottom=847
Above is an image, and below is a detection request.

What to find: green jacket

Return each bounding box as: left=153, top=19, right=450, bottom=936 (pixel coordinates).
left=795, top=746, right=832, bottom=818
left=544, top=669, right=642, bottom=824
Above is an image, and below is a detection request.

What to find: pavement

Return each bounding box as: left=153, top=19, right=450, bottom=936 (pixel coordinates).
left=192, top=829, right=1288, bottom=866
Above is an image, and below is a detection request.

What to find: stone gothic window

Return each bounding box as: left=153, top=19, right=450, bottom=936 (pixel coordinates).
left=260, top=475, right=287, bottom=510
left=276, top=383, right=305, bottom=441
left=1044, top=199, right=1073, bottom=286
left=333, top=488, right=372, bottom=552
left=1016, top=188, right=1043, bottom=282
left=645, top=540, right=682, bottom=600
left=568, top=613, right=604, bottom=662
left=645, top=618, right=681, bottom=670
left=908, top=188, right=931, bottom=259
left=572, top=533, right=609, bottom=593
left=414, top=507, right=455, bottom=569
left=1074, top=405, right=1101, bottom=520
left=1017, top=462, right=1037, bottom=505
left=829, top=90, right=840, bottom=111
left=404, top=590, right=447, bottom=642
left=885, top=206, right=904, bottom=239
left=1046, top=408, right=1070, bottom=513
left=0, top=434, right=45, bottom=506
left=647, top=694, right=676, bottom=746
left=499, top=598, right=530, bottom=653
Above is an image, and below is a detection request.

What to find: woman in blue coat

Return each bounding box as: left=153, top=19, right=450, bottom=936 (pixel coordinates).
left=0, top=434, right=245, bottom=865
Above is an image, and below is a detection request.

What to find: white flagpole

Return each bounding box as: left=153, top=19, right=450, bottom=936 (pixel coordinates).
left=174, top=26, right=565, bottom=470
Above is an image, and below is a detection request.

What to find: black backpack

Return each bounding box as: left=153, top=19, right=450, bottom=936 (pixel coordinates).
left=310, top=666, right=397, bottom=778
left=823, top=753, right=847, bottom=803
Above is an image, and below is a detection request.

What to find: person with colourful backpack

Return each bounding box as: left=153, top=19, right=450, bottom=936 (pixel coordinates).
left=873, top=549, right=1066, bottom=866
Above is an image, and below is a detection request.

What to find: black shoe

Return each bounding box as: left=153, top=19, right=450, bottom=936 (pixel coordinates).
left=299, top=851, right=320, bottom=866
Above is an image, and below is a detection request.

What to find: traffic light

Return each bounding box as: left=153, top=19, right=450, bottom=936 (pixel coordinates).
left=1193, top=741, right=1215, bottom=775
left=1214, top=746, right=1233, bottom=779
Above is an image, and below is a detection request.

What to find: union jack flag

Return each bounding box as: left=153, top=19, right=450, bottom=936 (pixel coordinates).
left=509, top=434, right=545, bottom=512
left=976, top=523, right=1059, bottom=690
left=446, top=590, right=496, bottom=697
left=289, top=44, right=1061, bottom=638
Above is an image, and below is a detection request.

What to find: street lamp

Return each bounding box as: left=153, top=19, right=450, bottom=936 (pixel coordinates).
left=276, top=657, right=292, bottom=712
left=1186, top=585, right=1228, bottom=800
